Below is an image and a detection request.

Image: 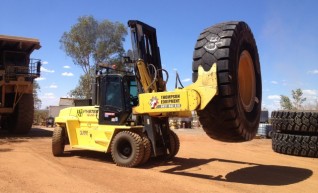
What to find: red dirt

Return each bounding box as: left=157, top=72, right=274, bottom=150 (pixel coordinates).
left=0, top=127, right=317, bottom=193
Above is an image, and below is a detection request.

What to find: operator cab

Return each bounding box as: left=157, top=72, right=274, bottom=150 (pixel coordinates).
left=98, top=73, right=138, bottom=125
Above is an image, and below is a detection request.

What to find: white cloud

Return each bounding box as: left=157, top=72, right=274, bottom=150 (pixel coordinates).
left=268, top=95, right=280, bottom=100
left=303, top=90, right=318, bottom=102
left=63, top=65, right=71, bottom=69
left=303, top=89, right=317, bottom=96
left=173, top=68, right=178, bottom=71
left=42, top=92, right=55, bottom=99
left=61, top=72, right=74, bottom=76
left=262, top=100, right=281, bottom=114
left=39, top=93, right=59, bottom=108
left=308, top=70, right=318, bottom=74
left=41, top=66, right=55, bottom=73
left=49, top=83, right=58, bottom=89
left=35, top=77, right=46, bottom=81
left=271, top=81, right=278, bottom=84
left=41, top=61, right=48, bottom=65
left=182, top=78, right=191, bottom=82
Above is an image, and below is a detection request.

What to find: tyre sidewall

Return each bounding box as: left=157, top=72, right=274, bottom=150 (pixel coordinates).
left=234, top=25, right=262, bottom=135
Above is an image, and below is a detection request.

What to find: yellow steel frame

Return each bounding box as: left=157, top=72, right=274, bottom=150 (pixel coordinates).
left=136, top=59, right=157, bottom=93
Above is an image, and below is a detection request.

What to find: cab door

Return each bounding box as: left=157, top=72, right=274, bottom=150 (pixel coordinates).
left=98, top=75, right=131, bottom=125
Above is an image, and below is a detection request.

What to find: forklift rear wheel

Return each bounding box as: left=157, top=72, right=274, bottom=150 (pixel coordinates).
left=111, top=131, right=145, bottom=167
left=52, top=126, right=65, bottom=156
left=192, top=21, right=262, bottom=142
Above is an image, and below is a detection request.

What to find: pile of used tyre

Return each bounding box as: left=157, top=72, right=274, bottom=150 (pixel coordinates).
left=271, top=111, right=318, bottom=157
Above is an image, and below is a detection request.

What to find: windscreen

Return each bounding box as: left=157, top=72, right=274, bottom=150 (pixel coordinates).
left=105, top=78, right=123, bottom=109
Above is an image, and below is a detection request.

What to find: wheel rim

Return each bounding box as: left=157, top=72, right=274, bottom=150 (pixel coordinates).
left=238, top=50, right=256, bottom=113
left=118, top=140, right=132, bottom=159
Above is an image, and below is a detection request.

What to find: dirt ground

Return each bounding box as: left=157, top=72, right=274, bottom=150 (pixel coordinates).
left=0, top=127, right=317, bottom=193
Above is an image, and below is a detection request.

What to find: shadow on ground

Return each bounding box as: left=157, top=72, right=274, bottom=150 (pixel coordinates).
left=155, top=157, right=313, bottom=186
left=58, top=148, right=313, bottom=186
left=0, top=148, right=13, bottom=152
left=0, top=127, right=53, bottom=144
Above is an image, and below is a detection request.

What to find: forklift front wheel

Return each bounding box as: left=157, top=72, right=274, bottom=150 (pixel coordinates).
left=111, top=131, right=145, bottom=167
left=167, top=130, right=180, bottom=159
left=140, top=135, right=152, bottom=165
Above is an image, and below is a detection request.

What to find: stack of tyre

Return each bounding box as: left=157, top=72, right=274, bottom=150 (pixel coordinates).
left=271, top=110, right=318, bottom=157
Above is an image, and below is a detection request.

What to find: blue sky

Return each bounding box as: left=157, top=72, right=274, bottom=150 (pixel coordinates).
left=1, top=0, right=318, bottom=112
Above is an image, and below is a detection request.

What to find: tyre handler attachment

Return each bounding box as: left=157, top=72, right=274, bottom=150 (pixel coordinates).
left=133, top=61, right=218, bottom=117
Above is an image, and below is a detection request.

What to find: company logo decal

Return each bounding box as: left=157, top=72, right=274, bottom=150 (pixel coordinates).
left=149, top=95, right=182, bottom=109
left=76, top=109, right=98, bottom=117
left=77, top=109, right=84, bottom=117
left=149, top=96, right=159, bottom=109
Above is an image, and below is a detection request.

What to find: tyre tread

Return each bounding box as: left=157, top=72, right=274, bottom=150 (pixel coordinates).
left=167, top=130, right=180, bottom=159
left=52, top=127, right=65, bottom=156
left=272, top=132, right=318, bottom=157
left=271, top=110, right=318, bottom=134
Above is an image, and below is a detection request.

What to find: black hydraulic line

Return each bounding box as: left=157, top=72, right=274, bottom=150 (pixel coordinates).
left=175, top=72, right=184, bottom=89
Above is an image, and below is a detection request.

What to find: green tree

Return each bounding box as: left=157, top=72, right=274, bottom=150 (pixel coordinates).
left=33, top=80, right=41, bottom=109
left=292, top=88, right=306, bottom=109
left=60, top=15, right=127, bottom=98
left=280, top=88, right=306, bottom=110
left=69, top=73, right=91, bottom=99
left=280, top=95, right=293, bottom=110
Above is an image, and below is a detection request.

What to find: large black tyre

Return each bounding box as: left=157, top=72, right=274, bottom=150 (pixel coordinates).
left=140, top=135, right=152, bottom=165
left=272, top=132, right=318, bottom=158
left=271, top=110, right=318, bottom=135
left=192, top=21, right=262, bottom=142
left=8, top=94, right=34, bottom=134
left=52, top=126, right=65, bottom=156
left=167, top=130, right=180, bottom=159
left=111, top=131, right=145, bottom=167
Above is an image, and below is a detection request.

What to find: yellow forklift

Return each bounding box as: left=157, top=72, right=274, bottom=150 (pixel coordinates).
left=53, top=20, right=262, bottom=167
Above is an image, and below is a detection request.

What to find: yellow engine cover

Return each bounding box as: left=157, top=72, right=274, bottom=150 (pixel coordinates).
left=55, top=106, right=142, bottom=153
